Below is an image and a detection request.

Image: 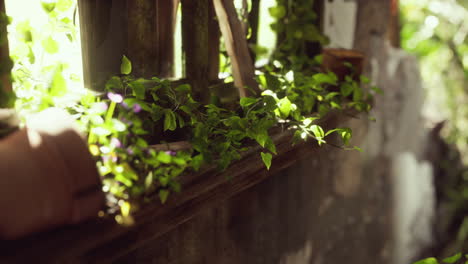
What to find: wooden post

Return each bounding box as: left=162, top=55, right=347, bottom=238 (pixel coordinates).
left=126, top=0, right=160, bottom=78
left=78, top=0, right=178, bottom=91
left=181, top=0, right=219, bottom=103
left=213, top=0, right=259, bottom=98
left=248, top=0, right=260, bottom=61
left=78, top=0, right=126, bottom=91
left=208, top=3, right=221, bottom=82
left=0, top=0, right=11, bottom=94
left=387, top=0, right=400, bottom=48
left=156, top=0, right=179, bottom=77
left=305, top=0, right=324, bottom=58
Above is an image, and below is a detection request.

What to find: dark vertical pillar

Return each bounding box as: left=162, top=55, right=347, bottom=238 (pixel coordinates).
left=78, top=0, right=178, bottom=91
left=305, top=0, right=325, bottom=58
left=0, top=0, right=11, bottom=94
left=182, top=0, right=219, bottom=103
left=208, top=3, right=220, bottom=82
left=248, top=0, right=260, bottom=61
left=156, top=0, right=179, bottom=77
left=387, top=0, right=400, bottom=48
left=78, top=0, right=125, bottom=91
left=126, top=0, right=159, bottom=78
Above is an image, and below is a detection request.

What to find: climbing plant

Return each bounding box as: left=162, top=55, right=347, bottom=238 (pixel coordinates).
left=413, top=252, right=464, bottom=264
left=4, top=0, right=378, bottom=222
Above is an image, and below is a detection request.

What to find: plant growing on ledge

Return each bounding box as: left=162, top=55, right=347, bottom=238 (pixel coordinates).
left=413, top=252, right=464, bottom=264
left=73, top=51, right=376, bottom=222
left=3, top=0, right=380, bottom=224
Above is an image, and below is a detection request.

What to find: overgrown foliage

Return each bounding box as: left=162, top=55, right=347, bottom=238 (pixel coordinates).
left=77, top=54, right=372, bottom=219
left=3, top=0, right=377, bottom=221
left=414, top=252, right=464, bottom=264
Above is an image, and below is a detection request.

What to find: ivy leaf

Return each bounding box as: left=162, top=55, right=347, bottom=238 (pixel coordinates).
left=442, top=253, right=462, bottom=263
left=120, top=55, right=132, bottom=75
left=105, top=76, right=123, bottom=90
left=324, top=91, right=338, bottom=100
left=163, top=110, right=177, bottom=131
left=41, top=0, right=56, bottom=13
left=175, top=84, right=191, bottom=93
left=144, top=172, right=153, bottom=189
left=130, top=79, right=145, bottom=99
left=156, top=151, right=172, bottom=164
left=120, top=201, right=131, bottom=217
left=313, top=73, right=337, bottom=85
left=310, top=125, right=325, bottom=139
left=254, top=131, right=269, bottom=147
left=360, top=75, right=370, bottom=84
left=326, top=128, right=352, bottom=146
left=278, top=97, right=292, bottom=118
left=353, top=84, right=363, bottom=101
left=371, top=86, right=383, bottom=95
left=303, top=117, right=319, bottom=127
left=42, top=36, right=59, bottom=54
left=240, top=97, right=258, bottom=108
left=159, top=176, right=169, bottom=187
left=49, top=69, right=67, bottom=97
left=412, top=258, right=438, bottom=264
left=159, top=189, right=170, bottom=204
left=265, top=138, right=277, bottom=154
left=27, top=46, right=35, bottom=64
left=268, top=6, right=286, bottom=19
left=192, top=154, right=204, bottom=171
left=261, top=152, right=272, bottom=170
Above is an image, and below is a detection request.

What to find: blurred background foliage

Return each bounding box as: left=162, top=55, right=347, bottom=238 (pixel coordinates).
left=401, top=0, right=468, bottom=257
left=401, top=0, right=468, bottom=156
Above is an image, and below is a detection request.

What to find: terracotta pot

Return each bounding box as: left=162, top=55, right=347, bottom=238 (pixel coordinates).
left=0, top=109, right=104, bottom=239
left=321, top=48, right=365, bottom=82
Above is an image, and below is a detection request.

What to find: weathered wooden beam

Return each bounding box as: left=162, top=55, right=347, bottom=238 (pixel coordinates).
left=213, top=0, right=259, bottom=98
left=0, top=111, right=350, bottom=263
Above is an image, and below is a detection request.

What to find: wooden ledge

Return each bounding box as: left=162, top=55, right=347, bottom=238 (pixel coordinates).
left=0, top=111, right=350, bottom=263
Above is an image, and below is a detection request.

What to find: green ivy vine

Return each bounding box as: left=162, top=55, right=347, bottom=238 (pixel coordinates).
left=413, top=252, right=465, bottom=264
left=3, top=0, right=378, bottom=222
left=74, top=52, right=374, bottom=221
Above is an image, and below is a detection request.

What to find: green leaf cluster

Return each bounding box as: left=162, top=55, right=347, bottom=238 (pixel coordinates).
left=413, top=252, right=466, bottom=264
